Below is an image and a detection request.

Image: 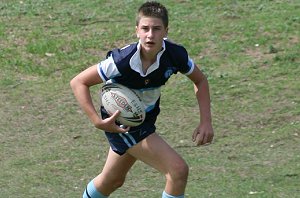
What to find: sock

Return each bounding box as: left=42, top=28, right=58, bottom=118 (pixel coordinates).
left=83, top=179, right=108, bottom=198
left=162, top=191, right=184, bottom=198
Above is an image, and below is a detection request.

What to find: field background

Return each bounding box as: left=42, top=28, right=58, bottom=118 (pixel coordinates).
left=0, top=0, right=299, bottom=197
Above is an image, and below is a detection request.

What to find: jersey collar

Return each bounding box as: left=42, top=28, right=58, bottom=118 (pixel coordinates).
left=129, top=40, right=166, bottom=77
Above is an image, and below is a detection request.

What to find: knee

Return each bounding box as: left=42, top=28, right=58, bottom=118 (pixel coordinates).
left=95, top=174, right=126, bottom=192
left=106, top=176, right=126, bottom=189
left=113, top=177, right=126, bottom=189
left=167, top=160, right=189, bottom=182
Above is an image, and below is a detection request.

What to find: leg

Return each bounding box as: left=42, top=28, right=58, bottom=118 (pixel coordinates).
left=91, top=148, right=136, bottom=196
left=127, top=133, right=189, bottom=196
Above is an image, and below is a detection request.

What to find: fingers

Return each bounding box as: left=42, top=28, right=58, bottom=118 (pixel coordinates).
left=192, top=123, right=214, bottom=146
left=116, top=125, right=130, bottom=133
left=207, top=132, right=214, bottom=143
left=106, top=122, right=130, bottom=133
left=193, top=129, right=214, bottom=146
left=192, top=129, right=198, bottom=141
left=195, top=132, right=205, bottom=146
left=102, top=110, right=130, bottom=133
left=110, top=110, right=121, bottom=119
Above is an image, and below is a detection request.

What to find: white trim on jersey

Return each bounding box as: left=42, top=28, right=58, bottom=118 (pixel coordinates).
left=97, top=40, right=195, bottom=113
left=185, top=57, right=195, bottom=76
left=129, top=40, right=166, bottom=77
left=97, top=55, right=121, bottom=82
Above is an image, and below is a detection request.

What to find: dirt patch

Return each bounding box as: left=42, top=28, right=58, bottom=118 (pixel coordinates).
left=245, top=46, right=276, bottom=64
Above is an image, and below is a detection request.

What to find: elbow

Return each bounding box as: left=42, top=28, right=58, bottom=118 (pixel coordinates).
left=70, top=76, right=78, bottom=90
left=70, top=78, right=74, bottom=89
left=194, top=75, right=207, bottom=88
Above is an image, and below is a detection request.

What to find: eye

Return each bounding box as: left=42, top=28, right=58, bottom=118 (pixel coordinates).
left=141, top=26, right=149, bottom=31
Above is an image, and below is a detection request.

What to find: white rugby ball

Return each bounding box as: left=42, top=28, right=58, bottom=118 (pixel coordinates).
left=101, top=83, right=145, bottom=127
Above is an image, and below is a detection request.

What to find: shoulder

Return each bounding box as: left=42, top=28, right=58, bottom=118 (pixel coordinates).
left=164, top=39, right=189, bottom=63
left=163, top=39, right=194, bottom=75
left=163, top=39, right=189, bottom=65
left=164, top=39, right=188, bottom=56
left=98, top=43, right=137, bottom=82
left=107, top=43, right=138, bottom=63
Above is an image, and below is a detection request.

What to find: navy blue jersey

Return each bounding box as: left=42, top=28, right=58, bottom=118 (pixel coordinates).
left=98, top=39, right=194, bottom=122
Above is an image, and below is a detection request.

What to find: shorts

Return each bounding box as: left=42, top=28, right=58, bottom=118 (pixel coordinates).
left=101, top=107, right=157, bottom=155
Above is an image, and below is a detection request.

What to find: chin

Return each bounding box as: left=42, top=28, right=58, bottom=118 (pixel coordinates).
left=142, top=45, right=160, bottom=54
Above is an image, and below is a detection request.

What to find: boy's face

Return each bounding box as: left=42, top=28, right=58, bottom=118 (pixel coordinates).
left=136, top=16, right=168, bottom=56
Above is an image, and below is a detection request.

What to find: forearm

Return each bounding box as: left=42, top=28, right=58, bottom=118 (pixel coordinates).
left=70, top=80, right=102, bottom=126
left=194, top=77, right=212, bottom=124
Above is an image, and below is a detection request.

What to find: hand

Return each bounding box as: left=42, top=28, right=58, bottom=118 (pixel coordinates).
left=94, top=110, right=130, bottom=133
left=192, top=122, right=214, bottom=146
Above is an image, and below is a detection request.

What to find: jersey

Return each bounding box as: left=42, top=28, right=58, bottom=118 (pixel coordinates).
left=97, top=39, right=195, bottom=123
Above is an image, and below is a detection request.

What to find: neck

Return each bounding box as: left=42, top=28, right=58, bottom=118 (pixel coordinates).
left=140, top=50, right=157, bottom=74
left=140, top=50, right=156, bottom=63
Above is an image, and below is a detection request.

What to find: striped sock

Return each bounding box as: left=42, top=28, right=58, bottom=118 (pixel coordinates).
left=162, top=191, right=184, bottom=198
left=83, top=179, right=107, bottom=198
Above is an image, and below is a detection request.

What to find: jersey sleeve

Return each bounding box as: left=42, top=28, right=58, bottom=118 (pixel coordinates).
left=176, top=47, right=195, bottom=75
left=97, top=55, right=121, bottom=83
left=183, top=56, right=195, bottom=75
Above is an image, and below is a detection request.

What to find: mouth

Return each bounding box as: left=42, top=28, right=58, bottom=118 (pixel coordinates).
left=145, top=41, right=155, bottom=46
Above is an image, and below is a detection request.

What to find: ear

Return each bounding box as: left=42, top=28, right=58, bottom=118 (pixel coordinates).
left=165, top=27, right=169, bottom=37
left=135, top=26, right=139, bottom=38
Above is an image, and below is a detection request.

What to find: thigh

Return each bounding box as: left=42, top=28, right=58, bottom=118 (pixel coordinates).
left=127, top=133, right=186, bottom=175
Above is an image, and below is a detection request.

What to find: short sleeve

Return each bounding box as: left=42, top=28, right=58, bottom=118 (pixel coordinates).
left=175, top=47, right=195, bottom=75
left=97, top=55, right=121, bottom=82
left=184, top=56, right=195, bottom=75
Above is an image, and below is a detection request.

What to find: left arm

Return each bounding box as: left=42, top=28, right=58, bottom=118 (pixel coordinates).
left=187, top=65, right=214, bottom=146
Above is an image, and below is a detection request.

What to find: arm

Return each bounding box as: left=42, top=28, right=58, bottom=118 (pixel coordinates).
left=70, top=64, right=129, bottom=133
left=187, top=65, right=214, bottom=146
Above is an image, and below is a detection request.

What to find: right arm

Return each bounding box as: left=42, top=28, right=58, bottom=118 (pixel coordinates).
left=70, top=64, right=129, bottom=133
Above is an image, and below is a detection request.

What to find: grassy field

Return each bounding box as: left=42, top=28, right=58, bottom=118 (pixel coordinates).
left=1, top=0, right=299, bottom=197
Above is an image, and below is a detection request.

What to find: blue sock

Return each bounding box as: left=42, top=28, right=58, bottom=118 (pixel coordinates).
left=83, top=179, right=107, bottom=198
left=162, top=191, right=184, bottom=198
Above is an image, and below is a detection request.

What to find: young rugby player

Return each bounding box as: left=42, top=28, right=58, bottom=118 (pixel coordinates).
left=70, top=1, right=214, bottom=197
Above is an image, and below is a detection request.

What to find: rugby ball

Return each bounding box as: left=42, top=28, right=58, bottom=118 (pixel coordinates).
left=101, top=83, right=145, bottom=127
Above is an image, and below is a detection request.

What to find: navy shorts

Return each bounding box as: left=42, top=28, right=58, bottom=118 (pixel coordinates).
left=101, top=107, right=157, bottom=155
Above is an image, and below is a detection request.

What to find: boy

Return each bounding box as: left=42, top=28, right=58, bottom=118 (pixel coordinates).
left=70, top=1, right=214, bottom=198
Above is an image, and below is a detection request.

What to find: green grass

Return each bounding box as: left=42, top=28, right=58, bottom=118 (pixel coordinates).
left=1, top=0, right=299, bottom=197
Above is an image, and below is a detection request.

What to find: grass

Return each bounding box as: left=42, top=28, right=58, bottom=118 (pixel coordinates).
left=1, top=0, right=299, bottom=197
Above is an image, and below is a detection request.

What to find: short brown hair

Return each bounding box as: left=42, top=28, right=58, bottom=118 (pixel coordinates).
left=136, top=1, right=169, bottom=28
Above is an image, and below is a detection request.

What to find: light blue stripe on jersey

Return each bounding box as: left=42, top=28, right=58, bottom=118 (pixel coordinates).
left=124, top=132, right=137, bottom=145
left=119, top=133, right=132, bottom=147
left=136, top=86, right=160, bottom=92
left=145, top=104, right=156, bottom=112
left=185, top=58, right=195, bottom=75
left=134, top=87, right=161, bottom=113
left=100, top=67, right=109, bottom=81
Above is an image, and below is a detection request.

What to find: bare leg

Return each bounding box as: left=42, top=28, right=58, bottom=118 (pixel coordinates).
left=127, top=133, right=189, bottom=196
left=93, top=148, right=137, bottom=196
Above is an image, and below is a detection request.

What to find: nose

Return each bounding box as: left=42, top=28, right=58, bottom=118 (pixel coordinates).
left=147, top=28, right=154, bottom=38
